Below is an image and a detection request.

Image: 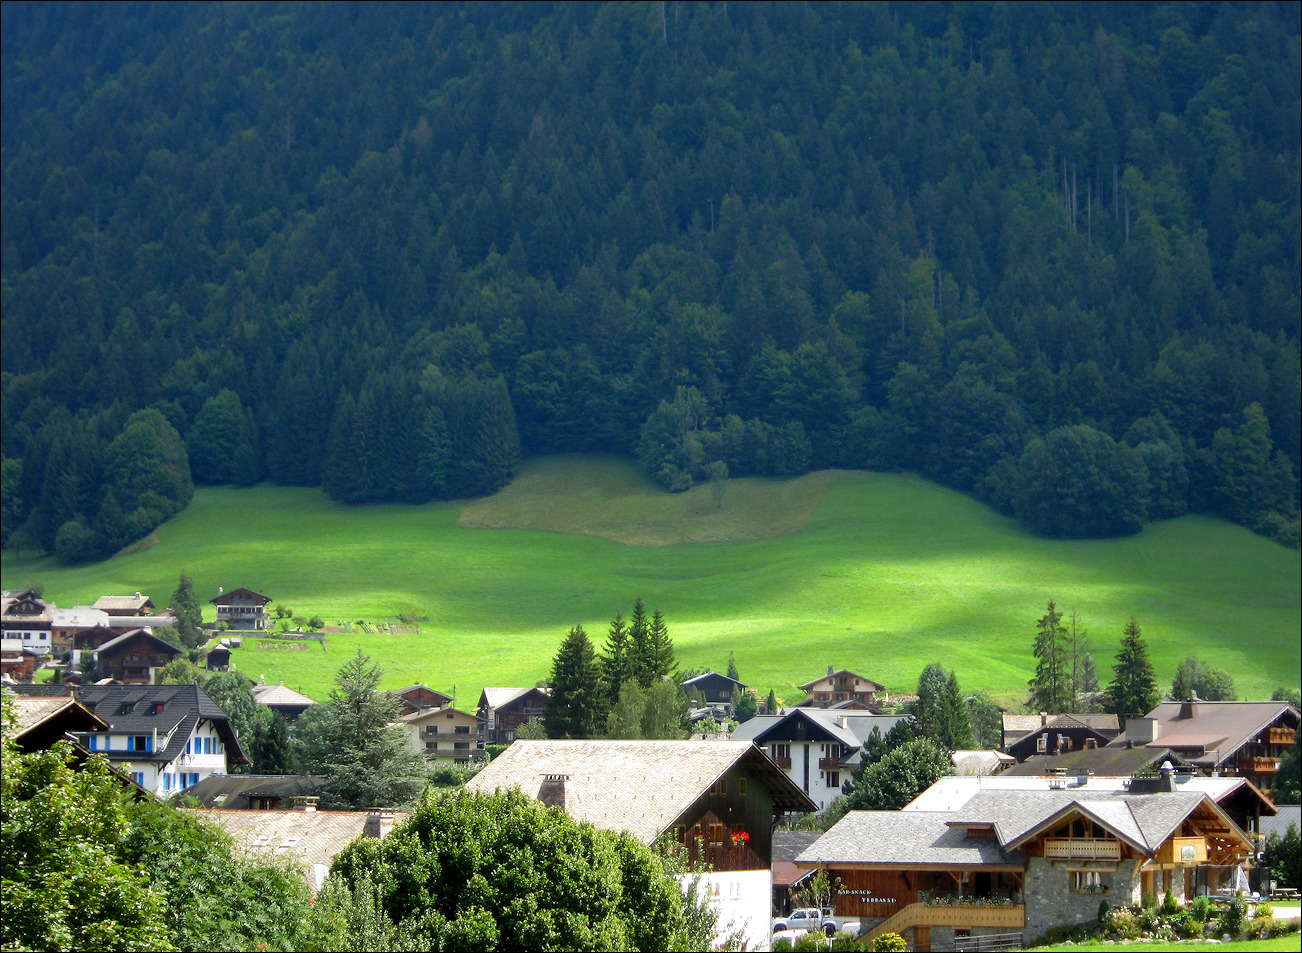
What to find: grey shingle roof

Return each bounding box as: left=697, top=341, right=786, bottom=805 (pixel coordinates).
left=465, top=739, right=816, bottom=843
left=800, top=811, right=1024, bottom=867
left=77, top=683, right=248, bottom=765
left=731, top=709, right=906, bottom=750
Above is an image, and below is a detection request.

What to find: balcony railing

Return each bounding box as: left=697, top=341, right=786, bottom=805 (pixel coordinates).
left=819, top=757, right=842, bottom=771
left=1044, top=838, right=1121, bottom=860
left=1267, top=728, right=1295, bottom=746
left=771, top=756, right=792, bottom=770
left=1238, top=756, right=1279, bottom=773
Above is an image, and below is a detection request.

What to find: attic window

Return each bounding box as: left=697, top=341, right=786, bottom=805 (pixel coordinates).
left=252, top=835, right=272, bottom=847
left=278, top=838, right=301, bottom=849
left=153, top=703, right=165, bottom=715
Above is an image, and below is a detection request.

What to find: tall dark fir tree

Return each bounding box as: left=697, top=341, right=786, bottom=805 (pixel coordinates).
left=1106, top=617, right=1160, bottom=722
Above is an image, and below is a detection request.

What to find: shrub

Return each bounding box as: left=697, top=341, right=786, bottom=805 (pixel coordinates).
left=1097, top=899, right=1110, bottom=923
left=871, top=933, right=907, bottom=952
left=1217, top=894, right=1247, bottom=937
left=1141, top=891, right=1157, bottom=910
left=1161, top=888, right=1179, bottom=915
left=1102, top=909, right=1140, bottom=940
left=1255, top=902, right=1273, bottom=917
left=1189, top=895, right=1212, bottom=922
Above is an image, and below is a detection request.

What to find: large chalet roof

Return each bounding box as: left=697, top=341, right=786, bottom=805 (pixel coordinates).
left=186, top=808, right=408, bottom=891
left=51, top=606, right=111, bottom=629
left=803, top=787, right=1251, bottom=870
left=682, top=670, right=748, bottom=690
left=92, top=594, right=156, bottom=614
left=801, top=810, right=1025, bottom=869
left=96, top=628, right=182, bottom=657
left=1000, top=743, right=1193, bottom=778
left=77, top=683, right=249, bottom=765
left=252, top=682, right=316, bottom=708
left=1002, top=712, right=1120, bottom=745
left=465, top=739, right=816, bottom=843
left=1121, top=701, right=1300, bottom=767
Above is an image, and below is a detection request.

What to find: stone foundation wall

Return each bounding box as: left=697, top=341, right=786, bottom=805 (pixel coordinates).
left=1024, top=857, right=1141, bottom=939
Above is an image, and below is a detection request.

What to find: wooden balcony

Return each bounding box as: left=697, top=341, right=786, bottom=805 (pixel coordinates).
left=1238, top=756, right=1278, bottom=774
left=1268, top=728, right=1295, bottom=746
left=819, top=757, right=842, bottom=771
left=1044, top=837, right=1121, bottom=860
left=865, top=903, right=1025, bottom=943
left=772, top=756, right=792, bottom=770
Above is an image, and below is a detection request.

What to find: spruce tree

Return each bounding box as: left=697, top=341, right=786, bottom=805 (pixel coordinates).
left=1106, top=616, right=1160, bottom=721
left=170, top=572, right=203, bottom=649
left=726, top=651, right=740, bottom=682
left=629, top=598, right=652, bottom=687
left=544, top=625, right=607, bottom=739
left=600, top=612, right=632, bottom=705
left=1028, top=600, right=1073, bottom=713
left=647, top=609, right=677, bottom=682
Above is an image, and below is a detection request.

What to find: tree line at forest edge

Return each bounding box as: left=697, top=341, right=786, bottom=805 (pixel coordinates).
left=2, top=2, right=1300, bottom=563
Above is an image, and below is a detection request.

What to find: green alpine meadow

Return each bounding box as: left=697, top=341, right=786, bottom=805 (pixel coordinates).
left=3, top=456, right=1296, bottom=703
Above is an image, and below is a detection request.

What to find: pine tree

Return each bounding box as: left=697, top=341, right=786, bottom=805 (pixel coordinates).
left=943, top=671, right=975, bottom=750
left=765, top=689, right=778, bottom=715
left=600, top=612, right=632, bottom=705
left=1106, top=616, right=1160, bottom=721
left=169, top=572, right=204, bottom=648
left=629, top=598, right=652, bottom=687
left=646, top=609, right=677, bottom=682
left=1028, top=600, right=1073, bottom=713
left=726, top=651, right=739, bottom=683
left=544, top=625, right=608, bottom=739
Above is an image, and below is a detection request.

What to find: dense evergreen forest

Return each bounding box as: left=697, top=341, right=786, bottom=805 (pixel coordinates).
left=2, top=1, right=1299, bottom=562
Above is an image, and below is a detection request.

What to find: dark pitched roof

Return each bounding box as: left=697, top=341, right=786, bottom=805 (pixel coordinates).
left=211, top=587, right=271, bottom=606
left=798, top=669, right=884, bottom=692
left=76, top=683, right=249, bottom=765
left=682, top=670, right=749, bottom=690
left=177, top=774, right=331, bottom=808
left=1001, top=745, right=1192, bottom=777
left=96, top=628, right=182, bottom=657
left=1132, top=701, right=1300, bottom=766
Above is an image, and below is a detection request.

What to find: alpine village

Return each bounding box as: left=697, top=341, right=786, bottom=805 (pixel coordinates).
left=1, top=3, right=1299, bottom=952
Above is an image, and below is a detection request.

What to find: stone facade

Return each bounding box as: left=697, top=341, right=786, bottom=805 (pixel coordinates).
left=1024, top=857, right=1142, bottom=939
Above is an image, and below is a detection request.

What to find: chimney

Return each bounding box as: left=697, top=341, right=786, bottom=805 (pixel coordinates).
left=828, top=665, right=834, bottom=677
left=1178, top=699, right=1198, bottom=720
left=1126, top=717, right=1159, bottom=745
left=1159, top=761, right=1176, bottom=792
left=1040, top=712, right=1048, bottom=726
left=363, top=810, right=395, bottom=837
left=538, top=773, right=578, bottom=812
left=289, top=795, right=319, bottom=812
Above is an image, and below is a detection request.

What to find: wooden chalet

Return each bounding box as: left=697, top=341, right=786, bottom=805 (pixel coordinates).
left=211, top=587, right=272, bottom=630
left=1004, top=713, right=1121, bottom=762
left=682, top=669, right=748, bottom=711
left=467, top=739, right=816, bottom=951
left=798, top=666, right=885, bottom=708
left=92, top=593, right=157, bottom=617
left=94, top=628, right=181, bottom=683
left=478, top=686, right=549, bottom=744
left=799, top=765, right=1256, bottom=950
left=394, top=683, right=453, bottom=716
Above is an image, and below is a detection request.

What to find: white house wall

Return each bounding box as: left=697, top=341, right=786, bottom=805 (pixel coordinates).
left=687, top=868, right=773, bottom=952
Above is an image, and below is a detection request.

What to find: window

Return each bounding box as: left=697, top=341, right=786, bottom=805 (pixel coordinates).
left=828, top=771, right=841, bottom=788
left=1037, top=735, right=1048, bottom=752
left=713, top=778, right=728, bottom=795
left=454, top=742, right=470, bottom=750
left=454, top=724, right=470, bottom=734
left=129, top=735, right=149, bottom=752
left=738, top=778, right=748, bottom=796
left=133, top=772, right=145, bottom=787
left=1071, top=870, right=1106, bottom=893
left=426, top=741, right=438, bottom=751
left=708, top=822, right=724, bottom=843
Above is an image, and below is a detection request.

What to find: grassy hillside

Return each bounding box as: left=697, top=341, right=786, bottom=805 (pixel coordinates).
left=3, top=456, right=1297, bottom=706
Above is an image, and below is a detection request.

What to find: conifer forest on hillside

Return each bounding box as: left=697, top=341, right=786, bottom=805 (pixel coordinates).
left=2, top=1, right=1299, bottom=562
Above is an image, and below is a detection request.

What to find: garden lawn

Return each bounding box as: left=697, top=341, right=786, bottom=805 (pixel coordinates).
left=3, top=456, right=1298, bottom=704
left=1032, top=939, right=1300, bottom=952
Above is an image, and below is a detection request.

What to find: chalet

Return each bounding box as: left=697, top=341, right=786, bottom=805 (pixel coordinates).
left=1003, top=713, right=1121, bottom=762
left=2, top=637, right=36, bottom=680
left=7, top=693, right=108, bottom=753
left=1114, top=700, right=1299, bottom=799
left=466, top=739, right=817, bottom=949
left=401, top=705, right=486, bottom=762
left=75, top=683, right=248, bottom=797
left=394, top=683, right=453, bottom=716
left=93, top=628, right=181, bottom=683
left=253, top=681, right=316, bottom=720
left=478, top=686, right=549, bottom=744
left=211, top=587, right=271, bottom=630
left=798, top=666, right=885, bottom=708
left=92, top=593, right=157, bottom=617
left=799, top=764, right=1256, bottom=950
left=205, top=642, right=232, bottom=670
left=682, top=670, right=749, bottom=712
left=731, top=707, right=908, bottom=811
left=1, top=589, right=54, bottom=654
left=186, top=805, right=407, bottom=892
left=49, top=606, right=110, bottom=654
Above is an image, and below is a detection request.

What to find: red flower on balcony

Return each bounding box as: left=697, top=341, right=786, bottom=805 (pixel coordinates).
left=731, top=830, right=750, bottom=844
